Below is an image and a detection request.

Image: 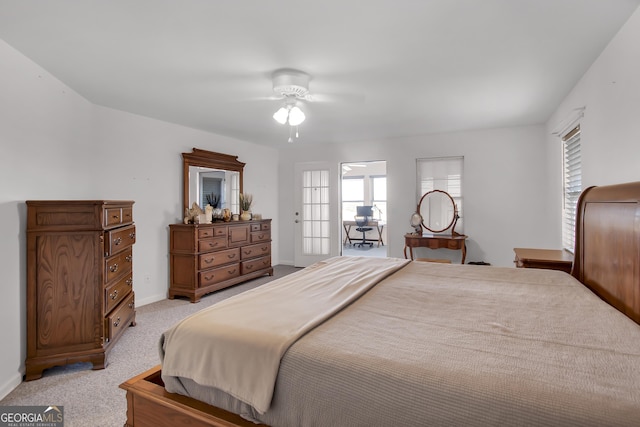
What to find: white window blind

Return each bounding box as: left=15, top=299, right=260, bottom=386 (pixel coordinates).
left=562, top=125, right=581, bottom=253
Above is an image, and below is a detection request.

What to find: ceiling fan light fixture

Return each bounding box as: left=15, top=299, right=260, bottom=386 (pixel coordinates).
left=273, top=104, right=305, bottom=127
left=288, top=106, right=305, bottom=126
left=273, top=107, right=289, bottom=124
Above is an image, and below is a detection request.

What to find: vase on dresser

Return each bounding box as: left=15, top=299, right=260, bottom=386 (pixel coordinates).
left=240, top=210, right=252, bottom=221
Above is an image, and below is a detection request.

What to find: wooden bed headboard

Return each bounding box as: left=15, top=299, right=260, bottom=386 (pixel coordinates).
left=572, top=181, right=640, bottom=325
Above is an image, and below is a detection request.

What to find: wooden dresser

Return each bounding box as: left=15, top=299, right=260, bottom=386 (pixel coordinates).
left=25, top=200, right=136, bottom=380
left=169, top=220, right=273, bottom=302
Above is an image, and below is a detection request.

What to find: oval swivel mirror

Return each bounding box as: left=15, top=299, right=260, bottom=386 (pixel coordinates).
left=417, top=189, right=460, bottom=235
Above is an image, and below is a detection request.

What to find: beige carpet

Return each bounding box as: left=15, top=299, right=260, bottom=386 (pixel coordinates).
left=1, top=265, right=299, bottom=427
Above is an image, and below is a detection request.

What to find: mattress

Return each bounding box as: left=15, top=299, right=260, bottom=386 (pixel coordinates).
left=162, top=259, right=640, bottom=427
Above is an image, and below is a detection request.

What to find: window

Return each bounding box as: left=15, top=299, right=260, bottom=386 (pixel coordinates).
left=230, top=173, right=240, bottom=214
left=416, top=157, right=464, bottom=233
left=341, top=177, right=364, bottom=221
left=562, top=125, right=581, bottom=253
left=371, top=175, right=387, bottom=222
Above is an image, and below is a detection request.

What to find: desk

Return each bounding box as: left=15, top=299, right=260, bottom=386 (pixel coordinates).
left=343, top=220, right=385, bottom=247
left=404, top=233, right=467, bottom=264
left=513, top=248, right=573, bottom=273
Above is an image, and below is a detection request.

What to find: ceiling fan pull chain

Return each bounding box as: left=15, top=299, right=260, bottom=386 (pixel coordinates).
left=288, top=126, right=294, bottom=143
left=295, top=126, right=299, bottom=138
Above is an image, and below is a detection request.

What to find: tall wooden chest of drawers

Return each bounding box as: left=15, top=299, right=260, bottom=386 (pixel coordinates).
left=25, top=200, right=136, bottom=380
left=169, top=219, right=273, bottom=302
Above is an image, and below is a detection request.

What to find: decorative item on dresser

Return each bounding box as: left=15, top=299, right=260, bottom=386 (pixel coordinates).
left=25, top=200, right=136, bottom=381
left=169, top=220, right=273, bottom=302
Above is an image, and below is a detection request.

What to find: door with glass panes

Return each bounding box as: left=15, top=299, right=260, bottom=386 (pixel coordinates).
left=293, top=162, right=339, bottom=267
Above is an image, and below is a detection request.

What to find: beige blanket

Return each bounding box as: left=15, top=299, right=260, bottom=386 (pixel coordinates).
left=160, top=256, right=409, bottom=413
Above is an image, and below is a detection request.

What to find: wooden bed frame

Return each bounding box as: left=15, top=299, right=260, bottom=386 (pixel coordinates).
left=120, top=181, right=640, bottom=427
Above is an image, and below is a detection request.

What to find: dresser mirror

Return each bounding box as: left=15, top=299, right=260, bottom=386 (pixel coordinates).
left=417, top=189, right=460, bottom=235
left=182, top=148, right=244, bottom=214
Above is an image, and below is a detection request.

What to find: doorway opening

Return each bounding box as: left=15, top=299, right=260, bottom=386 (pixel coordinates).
left=341, top=161, right=387, bottom=258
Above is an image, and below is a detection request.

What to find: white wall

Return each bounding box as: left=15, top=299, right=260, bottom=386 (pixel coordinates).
left=0, top=40, right=279, bottom=398
left=546, top=7, right=640, bottom=197
left=278, top=124, right=556, bottom=267
left=0, top=39, right=96, bottom=400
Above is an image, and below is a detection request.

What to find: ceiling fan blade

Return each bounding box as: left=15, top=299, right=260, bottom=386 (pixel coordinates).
left=303, top=92, right=365, bottom=103
left=231, top=95, right=284, bottom=103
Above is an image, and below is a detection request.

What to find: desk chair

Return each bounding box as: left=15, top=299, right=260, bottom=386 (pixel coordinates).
left=354, top=206, right=374, bottom=248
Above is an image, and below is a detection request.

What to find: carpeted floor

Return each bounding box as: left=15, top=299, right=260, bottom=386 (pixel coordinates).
left=0, top=265, right=300, bottom=427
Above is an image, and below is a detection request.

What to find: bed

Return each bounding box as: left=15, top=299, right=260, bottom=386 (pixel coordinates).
left=121, top=181, right=640, bottom=427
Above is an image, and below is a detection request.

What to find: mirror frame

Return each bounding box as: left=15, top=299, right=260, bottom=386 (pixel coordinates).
left=182, top=148, right=244, bottom=213
left=417, top=189, right=460, bottom=235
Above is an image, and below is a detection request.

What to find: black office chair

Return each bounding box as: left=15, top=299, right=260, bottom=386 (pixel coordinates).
left=354, top=206, right=374, bottom=248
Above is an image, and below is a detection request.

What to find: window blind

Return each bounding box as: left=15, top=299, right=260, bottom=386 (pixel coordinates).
left=562, top=125, right=581, bottom=252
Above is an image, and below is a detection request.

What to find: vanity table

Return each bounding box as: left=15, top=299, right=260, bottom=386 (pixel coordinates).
left=404, top=233, right=467, bottom=263
left=404, top=189, right=467, bottom=264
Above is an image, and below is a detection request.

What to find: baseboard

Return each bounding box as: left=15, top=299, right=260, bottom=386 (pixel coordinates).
left=0, top=371, right=23, bottom=400
left=278, top=260, right=294, bottom=266
left=136, top=293, right=167, bottom=307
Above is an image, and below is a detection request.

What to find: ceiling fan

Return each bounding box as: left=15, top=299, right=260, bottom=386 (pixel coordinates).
left=266, top=68, right=363, bottom=143
left=270, top=68, right=352, bottom=103
left=266, top=69, right=312, bottom=143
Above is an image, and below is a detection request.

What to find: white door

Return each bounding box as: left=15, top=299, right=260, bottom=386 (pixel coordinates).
left=293, top=162, right=340, bottom=267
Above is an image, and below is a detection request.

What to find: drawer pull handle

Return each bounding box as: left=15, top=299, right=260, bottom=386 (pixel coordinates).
left=205, top=274, right=215, bottom=281
left=246, top=265, right=253, bottom=270
left=205, top=258, right=214, bottom=264
left=262, top=247, right=268, bottom=252
left=128, top=302, right=134, bottom=309
left=228, top=268, right=237, bottom=274
left=227, top=253, right=236, bottom=259
left=126, top=278, right=133, bottom=286
left=112, top=215, right=120, bottom=220
left=113, top=317, right=121, bottom=327
left=209, top=242, right=219, bottom=248
left=110, top=290, right=118, bottom=300
left=258, top=234, right=265, bottom=239
left=109, top=264, right=119, bottom=273
left=125, top=255, right=132, bottom=262
left=129, top=232, right=136, bottom=239
left=243, top=250, right=251, bottom=255
left=114, top=237, right=122, bottom=245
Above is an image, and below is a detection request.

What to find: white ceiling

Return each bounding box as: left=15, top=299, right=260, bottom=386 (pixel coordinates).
left=1, top=0, right=638, bottom=147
